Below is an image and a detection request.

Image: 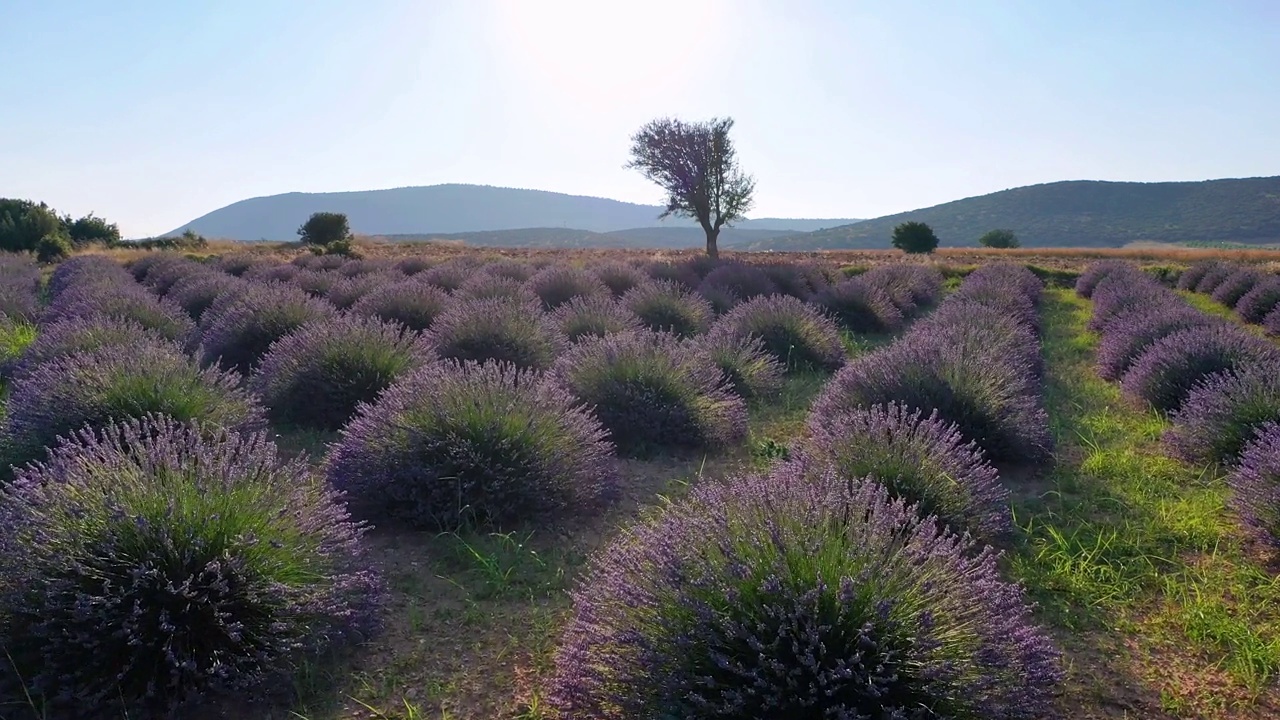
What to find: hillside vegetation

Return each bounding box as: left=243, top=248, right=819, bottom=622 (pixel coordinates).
left=744, top=176, right=1280, bottom=250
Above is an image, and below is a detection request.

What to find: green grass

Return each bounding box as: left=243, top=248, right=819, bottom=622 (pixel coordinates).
left=1013, top=288, right=1280, bottom=716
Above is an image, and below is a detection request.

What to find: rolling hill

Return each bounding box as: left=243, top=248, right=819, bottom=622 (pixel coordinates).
left=743, top=176, right=1280, bottom=250
left=167, top=184, right=860, bottom=242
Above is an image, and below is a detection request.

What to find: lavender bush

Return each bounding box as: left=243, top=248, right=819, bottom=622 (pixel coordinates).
left=1120, top=325, right=1280, bottom=412
left=216, top=253, right=266, bottom=277
left=644, top=260, right=701, bottom=289
left=482, top=258, right=536, bottom=281
left=707, top=295, right=846, bottom=373
left=1194, top=263, right=1239, bottom=295
left=46, top=255, right=133, bottom=301
left=813, top=278, right=904, bottom=333
left=1229, top=423, right=1280, bottom=547
left=1, top=341, right=265, bottom=479
left=1075, top=259, right=1133, bottom=298
left=0, top=314, right=37, bottom=381
left=1236, top=277, right=1280, bottom=324
left=1094, top=308, right=1218, bottom=381
left=326, top=360, right=616, bottom=529
left=1211, top=268, right=1262, bottom=308
left=528, top=265, right=610, bottom=310
left=0, top=416, right=382, bottom=717
left=803, top=403, right=1011, bottom=541
left=622, top=279, right=715, bottom=338
left=0, top=255, right=41, bottom=322
left=427, top=296, right=565, bottom=370
left=456, top=272, right=542, bottom=304
left=1176, top=261, right=1220, bottom=291
left=326, top=272, right=399, bottom=310
left=553, top=330, right=747, bottom=457
left=1164, top=364, right=1280, bottom=465
left=8, top=316, right=172, bottom=381
left=698, top=262, right=777, bottom=303
left=813, top=339, right=1051, bottom=464
left=291, top=268, right=341, bottom=298
left=861, top=264, right=943, bottom=317
left=252, top=315, right=434, bottom=431
left=394, top=256, right=435, bottom=275
left=198, top=282, right=338, bottom=373
left=166, top=271, right=247, bottom=320
left=141, top=257, right=208, bottom=296
left=420, top=260, right=472, bottom=292
left=43, top=283, right=196, bottom=344
left=590, top=261, right=647, bottom=297
left=349, top=280, right=450, bottom=332
left=551, top=294, right=643, bottom=342
left=690, top=332, right=784, bottom=400
left=548, top=459, right=1062, bottom=719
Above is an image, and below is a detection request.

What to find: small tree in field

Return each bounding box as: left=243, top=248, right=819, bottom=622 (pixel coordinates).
left=298, top=212, right=352, bottom=246
left=627, top=117, right=754, bottom=259
left=979, top=228, right=1020, bottom=249
left=892, top=221, right=940, bottom=254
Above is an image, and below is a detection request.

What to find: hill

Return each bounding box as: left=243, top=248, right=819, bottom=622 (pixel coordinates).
left=743, top=176, right=1280, bottom=250
left=167, top=184, right=860, bottom=242
left=374, top=225, right=793, bottom=250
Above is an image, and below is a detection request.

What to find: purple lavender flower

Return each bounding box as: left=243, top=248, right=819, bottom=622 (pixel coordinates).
left=394, top=255, right=436, bottom=275
left=0, top=416, right=383, bottom=716
left=552, top=330, right=747, bottom=457
left=706, top=295, right=846, bottom=373
left=291, top=268, right=342, bottom=297
left=455, top=272, right=542, bottom=304
left=1076, top=259, right=1134, bottom=298
left=551, top=294, right=644, bottom=342
left=420, top=259, right=474, bottom=292
left=528, top=264, right=610, bottom=310
left=427, top=296, right=566, bottom=370
left=690, top=332, right=785, bottom=400
left=252, top=315, right=434, bottom=431
left=1235, top=277, right=1280, bottom=324
left=243, top=261, right=300, bottom=284
left=1, top=340, right=265, bottom=480
left=42, top=282, right=196, bottom=344
left=166, top=271, right=248, bottom=320
left=1121, top=324, right=1280, bottom=412
left=698, top=261, right=777, bottom=302
left=1211, top=269, right=1262, bottom=309
left=813, top=278, right=905, bottom=334
left=622, top=279, right=715, bottom=338
left=197, top=282, right=338, bottom=373
left=1176, top=261, right=1220, bottom=291
left=47, top=255, right=133, bottom=301
left=0, top=254, right=42, bottom=321
left=9, top=316, right=176, bottom=381
left=326, top=359, right=617, bottom=529
left=590, top=260, right=648, bottom=297
left=1164, top=363, right=1280, bottom=465
left=325, top=271, right=400, bottom=310
left=1194, top=263, right=1240, bottom=295
left=1229, top=423, right=1280, bottom=548
left=547, top=459, right=1062, bottom=719
left=1094, top=307, right=1220, bottom=381
left=644, top=260, right=701, bottom=289
left=349, top=280, right=450, bottom=332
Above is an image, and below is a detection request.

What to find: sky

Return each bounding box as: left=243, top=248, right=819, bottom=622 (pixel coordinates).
left=2, top=0, right=1279, bottom=238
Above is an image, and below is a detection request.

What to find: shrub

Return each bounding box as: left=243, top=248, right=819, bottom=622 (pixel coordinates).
left=1176, top=261, right=1218, bottom=291
left=127, top=251, right=190, bottom=282
left=428, top=297, right=565, bottom=370
left=949, top=277, right=1040, bottom=334
left=253, top=316, right=434, bottom=431
left=1120, top=325, right=1280, bottom=412
left=891, top=220, right=940, bottom=254
left=198, top=283, right=338, bottom=373
left=350, top=281, right=450, bottom=332
left=528, top=265, right=610, bottom=310
left=1, top=341, right=265, bottom=478
left=812, top=278, right=904, bottom=333
left=1236, top=277, right=1280, bottom=324
left=552, top=330, right=747, bottom=457
left=337, top=258, right=398, bottom=278
left=644, top=260, right=700, bottom=289
left=394, top=256, right=435, bottom=275
left=695, top=283, right=740, bottom=314
left=1194, top=263, right=1238, bottom=294
left=244, top=262, right=300, bottom=284
left=1266, top=305, right=1280, bottom=337
left=698, top=262, right=776, bottom=302
left=1095, top=308, right=1218, bottom=381
left=1075, top=260, right=1132, bottom=298
left=8, top=316, right=171, bottom=381
left=326, top=272, right=398, bottom=310
left=46, top=254, right=133, bottom=301
left=456, top=273, right=541, bottom=304
left=911, top=301, right=1043, bottom=378
left=690, top=332, right=784, bottom=400
left=803, top=403, right=1010, bottom=540
left=1087, top=278, right=1169, bottom=334
left=166, top=271, right=247, bottom=320
left=35, top=232, right=72, bottom=263
left=482, top=259, right=536, bottom=281
left=1228, top=423, right=1280, bottom=547
left=1211, top=269, right=1262, bottom=308
left=0, top=416, right=382, bottom=716
left=43, top=283, right=196, bottom=344
left=590, top=261, right=647, bottom=297
left=216, top=253, right=265, bottom=277
left=706, top=295, right=845, bottom=373
left=292, top=253, right=349, bottom=271
left=0, top=255, right=41, bottom=322
left=813, top=340, right=1050, bottom=464
left=552, top=294, right=643, bottom=342
left=547, top=459, right=1061, bottom=719
left=860, top=264, right=943, bottom=317
left=622, top=280, right=714, bottom=338
left=297, top=211, right=352, bottom=246
left=978, top=228, right=1020, bottom=248
left=327, top=360, right=616, bottom=529
left=758, top=261, right=826, bottom=300
left=1164, top=364, right=1280, bottom=465
left=420, top=261, right=472, bottom=292
left=292, top=268, right=341, bottom=298
left=141, top=257, right=208, bottom=296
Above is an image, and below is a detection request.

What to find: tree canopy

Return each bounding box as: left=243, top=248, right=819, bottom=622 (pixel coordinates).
left=978, top=228, right=1020, bottom=248
left=891, top=221, right=940, bottom=254
left=627, top=117, right=754, bottom=259
left=297, top=212, right=352, bottom=246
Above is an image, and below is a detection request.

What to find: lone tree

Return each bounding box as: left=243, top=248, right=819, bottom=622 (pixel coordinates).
left=627, top=117, right=755, bottom=259
left=298, top=212, right=352, bottom=246
left=978, top=228, right=1020, bottom=249
left=891, top=221, right=940, bottom=254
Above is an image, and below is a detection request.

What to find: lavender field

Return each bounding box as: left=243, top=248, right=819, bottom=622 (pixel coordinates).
left=0, top=249, right=1277, bottom=719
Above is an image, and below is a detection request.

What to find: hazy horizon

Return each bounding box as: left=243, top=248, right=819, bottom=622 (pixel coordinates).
left=3, top=0, right=1278, bottom=237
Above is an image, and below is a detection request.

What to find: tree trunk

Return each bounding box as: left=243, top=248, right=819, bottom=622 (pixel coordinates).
left=703, top=225, right=720, bottom=259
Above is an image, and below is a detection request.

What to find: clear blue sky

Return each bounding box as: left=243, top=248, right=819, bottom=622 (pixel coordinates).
left=3, top=0, right=1278, bottom=238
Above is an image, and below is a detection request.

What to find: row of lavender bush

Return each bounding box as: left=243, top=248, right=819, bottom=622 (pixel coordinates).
left=548, top=265, right=1065, bottom=717
left=1078, top=261, right=1280, bottom=549
left=0, top=250, right=949, bottom=716
left=1176, top=259, right=1280, bottom=333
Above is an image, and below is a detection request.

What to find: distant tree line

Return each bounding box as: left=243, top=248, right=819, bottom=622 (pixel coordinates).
left=0, top=198, right=122, bottom=261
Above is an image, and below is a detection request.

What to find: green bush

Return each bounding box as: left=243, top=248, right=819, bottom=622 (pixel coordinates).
left=298, top=212, right=352, bottom=246
left=891, top=221, right=940, bottom=254
left=978, top=228, right=1020, bottom=248
left=35, top=232, right=72, bottom=263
